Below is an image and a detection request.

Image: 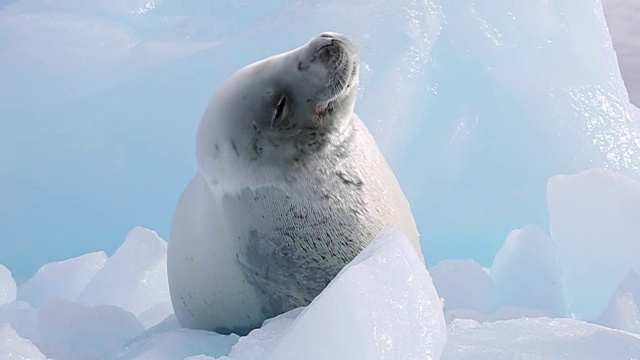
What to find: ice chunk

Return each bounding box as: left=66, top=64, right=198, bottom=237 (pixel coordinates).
left=116, top=315, right=237, bottom=360
left=430, top=259, right=494, bottom=313
left=137, top=300, right=174, bottom=330
left=441, top=317, right=640, bottom=359
left=0, top=323, right=46, bottom=360
left=598, top=271, right=640, bottom=334
left=490, top=225, right=565, bottom=315
left=548, top=168, right=640, bottom=319
left=0, top=264, right=17, bottom=305
left=445, top=306, right=554, bottom=324
left=226, top=308, right=303, bottom=360
left=37, top=298, right=144, bottom=360
left=265, top=227, right=447, bottom=360
left=0, top=301, right=39, bottom=342
left=77, top=227, right=170, bottom=316
left=18, top=251, right=107, bottom=307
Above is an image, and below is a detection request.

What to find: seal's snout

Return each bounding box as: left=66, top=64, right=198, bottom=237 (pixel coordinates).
left=310, top=32, right=357, bottom=59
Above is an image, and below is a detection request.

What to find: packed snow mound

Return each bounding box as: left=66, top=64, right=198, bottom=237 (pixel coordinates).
left=490, top=225, right=565, bottom=315
left=548, top=168, right=640, bottom=319
left=77, top=227, right=170, bottom=316
left=17, top=251, right=107, bottom=307
left=598, top=271, right=640, bottom=334
left=441, top=317, right=640, bottom=360
left=0, top=265, right=17, bottom=305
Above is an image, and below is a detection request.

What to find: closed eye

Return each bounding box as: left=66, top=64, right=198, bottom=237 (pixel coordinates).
left=272, top=95, right=287, bottom=128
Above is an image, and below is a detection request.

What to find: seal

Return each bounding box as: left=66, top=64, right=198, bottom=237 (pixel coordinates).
left=167, top=32, right=423, bottom=336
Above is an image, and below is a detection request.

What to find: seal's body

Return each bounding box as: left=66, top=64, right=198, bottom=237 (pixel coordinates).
left=167, top=32, right=422, bottom=336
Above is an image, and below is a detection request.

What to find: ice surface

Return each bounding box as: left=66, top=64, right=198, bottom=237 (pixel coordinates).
left=137, top=300, right=174, bottom=330
left=37, top=298, right=144, bottom=360
left=0, top=264, right=17, bottom=305
left=598, top=271, right=640, bottom=334
left=77, top=227, right=170, bottom=317
left=225, top=309, right=303, bottom=360
left=0, top=301, right=39, bottom=342
left=17, top=251, right=107, bottom=307
left=490, top=225, right=565, bottom=315
left=548, top=168, right=640, bottom=319
left=430, top=260, right=494, bottom=313
left=441, top=317, right=640, bottom=360
left=0, top=323, right=46, bottom=360
left=264, top=227, right=447, bottom=360
left=116, top=316, right=237, bottom=360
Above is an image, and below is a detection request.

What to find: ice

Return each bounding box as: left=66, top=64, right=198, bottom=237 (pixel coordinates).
left=548, top=168, right=640, bottom=319
left=116, top=316, right=237, bottom=360
left=77, top=227, right=171, bottom=317
left=598, top=271, right=640, bottom=334
left=0, top=264, right=17, bottom=305
left=225, top=309, right=303, bottom=360
left=264, top=227, right=447, bottom=360
left=441, top=317, right=640, bottom=360
left=2, top=0, right=640, bottom=358
left=0, top=301, right=39, bottom=342
left=430, top=260, right=494, bottom=313
left=17, top=251, right=107, bottom=307
left=37, top=298, right=144, bottom=360
left=0, top=323, right=46, bottom=360
left=490, top=225, right=565, bottom=315
left=137, top=301, right=174, bottom=330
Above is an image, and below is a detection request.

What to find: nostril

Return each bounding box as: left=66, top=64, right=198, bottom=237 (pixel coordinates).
left=320, top=32, right=336, bottom=39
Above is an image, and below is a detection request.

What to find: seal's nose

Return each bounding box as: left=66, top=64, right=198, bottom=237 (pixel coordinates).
left=321, top=32, right=357, bottom=54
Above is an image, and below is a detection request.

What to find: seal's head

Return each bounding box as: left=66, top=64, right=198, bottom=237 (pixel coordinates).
left=197, top=32, right=360, bottom=188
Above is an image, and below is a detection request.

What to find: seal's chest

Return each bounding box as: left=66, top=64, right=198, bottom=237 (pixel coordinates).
left=222, top=184, right=374, bottom=317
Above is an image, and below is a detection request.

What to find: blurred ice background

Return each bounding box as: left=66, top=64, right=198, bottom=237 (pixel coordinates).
left=1, top=0, right=640, bottom=358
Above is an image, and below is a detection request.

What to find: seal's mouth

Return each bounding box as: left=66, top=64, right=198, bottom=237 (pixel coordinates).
left=314, top=58, right=358, bottom=123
